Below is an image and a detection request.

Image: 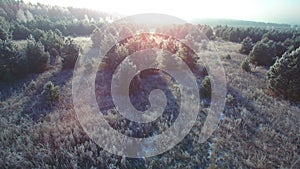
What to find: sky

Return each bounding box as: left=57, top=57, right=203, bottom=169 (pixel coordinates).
left=23, top=0, right=300, bottom=25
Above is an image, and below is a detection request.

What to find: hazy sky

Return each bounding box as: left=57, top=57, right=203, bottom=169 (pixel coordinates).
left=24, top=0, right=300, bottom=25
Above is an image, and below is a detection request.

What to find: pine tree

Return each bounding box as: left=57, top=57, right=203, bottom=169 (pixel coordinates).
left=249, top=39, right=276, bottom=66
left=267, top=47, right=300, bottom=101
left=239, top=37, right=253, bottom=54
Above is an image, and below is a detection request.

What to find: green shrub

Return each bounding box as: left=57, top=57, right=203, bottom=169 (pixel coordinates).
left=267, top=47, right=300, bottom=102
left=26, top=36, right=50, bottom=73
left=61, top=38, right=80, bottom=69
left=0, top=38, right=31, bottom=80
left=40, top=30, right=65, bottom=55
left=283, top=38, right=294, bottom=47
left=227, top=27, right=240, bottom=42
left=225, top=54, right=231, bottom=59
left=225, top=93, right=234, bottom=104
left=275, top=42, right=288, bottom=58
left=200, top=76, right=211, bottom=100
left=239, top=37, right=253, bottom=54
left=26, top=17, right=53, bottom=32
left=14, top=53, right=29, bottom=78
left=0, top=39, right=18, bottom=81
left=12, top=23, right=31, bottom=40
left=293, top=36, right=300, bottom=50
left=202, top=25, right=214, bottom=39
left=0, top=26, right=9, bottom=40
left=42, top=81, right=60, bottom=104
left=27, top=80, right=37, bottom=91
left=32, top=28, right=45, bottom=41
left=241, top=59, right=251, bottom=72
left=64, top=21, right=94, bottom=36
left=249, top=39, right=276, bottom=66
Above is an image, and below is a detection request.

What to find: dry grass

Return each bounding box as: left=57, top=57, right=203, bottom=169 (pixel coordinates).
left=0, top=37, right=299, bottom=168
left=211, top=40, right=300, bottom=168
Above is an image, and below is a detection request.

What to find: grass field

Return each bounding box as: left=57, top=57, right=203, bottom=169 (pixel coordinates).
left=0, top=37, right=299, bottom=168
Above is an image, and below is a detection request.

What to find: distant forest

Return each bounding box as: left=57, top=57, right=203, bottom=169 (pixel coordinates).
left=0, top=0, right=111, bottom=39
left=192, top=18, right=299, bottom=29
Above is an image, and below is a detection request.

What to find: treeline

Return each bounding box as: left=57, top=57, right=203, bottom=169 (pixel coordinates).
left=157, top=24, right=214, bottom=40
left=214, top=25, right=300, bottom=43
left=0, top=0, right=103, bottom=81
left=0, top=0, right=108, bottom=40
left=215, top=25, right=300, bottom=67
left=0, top=30, right=80, bottom=81
left=178, top=23, right=300, bottom=102
left=216, top=25, right=300, bottom=102
left=194, top=18, right=292, bottom=29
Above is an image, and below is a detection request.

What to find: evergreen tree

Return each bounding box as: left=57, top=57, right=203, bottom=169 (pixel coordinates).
left=267, top=47, right=300, bottom=102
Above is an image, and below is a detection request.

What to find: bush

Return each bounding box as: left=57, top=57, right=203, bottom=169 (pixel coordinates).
left=293, top=36, right=300, bottom=49
left=241, top=59, right=251, bottom=72
left=262, top=30, right=293, bottom=43
left=239, top=37, right=253, bottom=54
left=0, top=39, right=29, bottom=80
left=0, top=26, right=9, bottom=40
left=40, top=30, right=65, bottom=55
left=201, top=25, right=214, bottom=39
left=27, top=17, right=54, bottom=32
left=200, top=76, right=211, bottom=100
left=0, top=39, right=18, bottom=81
left=64, top=22, right=94, bottom=36
left=249, top=39, right=276, bottom=66
left=61, top=38, right=80, bottom=69
left=227, top=28, right=240, bottom=42
left=12, top=23, right=31, bottom=40
left=275, top=42, right=288, bottom=58
left=225, top=54, right=231, bottom=60
left=267, top=47, right=300, bottom=102
left=14, top=53, right=29, bottom=78
left=32, top=28, right=45, bottom=41
left=27, top=80, right=37, bottom=91
left=283, top=38, right=294, bottom=47
left=42, top=81, right=60, bottom=104
left=26, top=36, right=50, bottom=73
